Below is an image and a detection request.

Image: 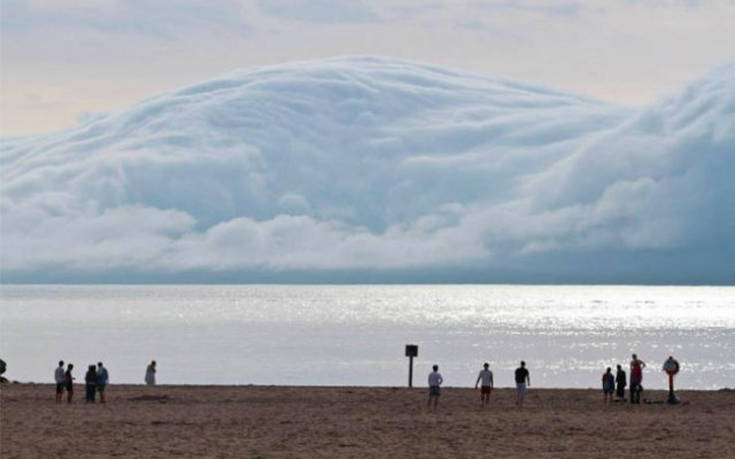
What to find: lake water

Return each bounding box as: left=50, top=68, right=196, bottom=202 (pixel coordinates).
left=1, top=285, right=733, bottom=389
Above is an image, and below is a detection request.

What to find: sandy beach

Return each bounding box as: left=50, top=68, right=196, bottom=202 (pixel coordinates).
left=1, top=384, right=734, bottom=458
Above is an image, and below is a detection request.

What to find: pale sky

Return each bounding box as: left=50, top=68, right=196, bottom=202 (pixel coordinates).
left=2, top=0, right=734, bottom=136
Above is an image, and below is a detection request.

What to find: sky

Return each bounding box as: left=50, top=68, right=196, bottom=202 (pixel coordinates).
left=2, top=0, right=735, bottom=136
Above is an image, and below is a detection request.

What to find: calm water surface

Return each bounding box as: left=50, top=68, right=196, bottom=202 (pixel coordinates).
left=1, top=285, right=733, bottom=389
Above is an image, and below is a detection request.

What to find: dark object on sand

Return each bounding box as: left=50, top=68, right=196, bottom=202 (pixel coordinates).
left=663, top=356, right=680, bottom=404
left=0, top=358, right=8, bottom=383
left=405, top=344, right=418, bottom=387
left=129, top=394, right=170, bottom=403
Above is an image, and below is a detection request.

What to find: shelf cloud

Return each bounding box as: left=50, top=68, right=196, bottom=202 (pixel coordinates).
left=1, top=57, right=733, bottom=282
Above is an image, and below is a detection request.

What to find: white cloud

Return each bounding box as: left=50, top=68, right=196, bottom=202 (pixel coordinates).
left=1, top=57, right=733, bottom=282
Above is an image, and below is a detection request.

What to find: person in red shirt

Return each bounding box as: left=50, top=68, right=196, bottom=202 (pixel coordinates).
left=629, top=354, right=646, bottom=404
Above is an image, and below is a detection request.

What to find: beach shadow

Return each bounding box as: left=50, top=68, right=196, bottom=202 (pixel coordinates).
left=128, top=394, right=171, bottom=403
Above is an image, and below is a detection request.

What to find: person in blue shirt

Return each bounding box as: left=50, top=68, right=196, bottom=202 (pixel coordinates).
left=602, top=367, right=615, bottom=404
left=97, top=362, right=109, bottom=403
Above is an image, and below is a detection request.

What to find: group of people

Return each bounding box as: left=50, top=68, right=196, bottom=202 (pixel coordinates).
left=427, top=354, right=681, bottom=410
left=54, top=360, right=108, bottom=404
left=600, top=353, right=646, bottom=404
left=427, top=360, right=531, bottom=410
left=53, top=359, right=158, bottom=403
left=601, top=354, right=680, bottom=404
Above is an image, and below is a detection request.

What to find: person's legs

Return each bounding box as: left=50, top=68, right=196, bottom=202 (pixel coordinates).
left=67, top=387, right=73, bottom=403
left=630, top=384, right=640, bottom=404
left=98, top=385, right=105, bottom=403
left=517, top=384, right=526, bottom=408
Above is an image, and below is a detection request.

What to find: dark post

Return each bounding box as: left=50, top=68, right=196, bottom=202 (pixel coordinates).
left=405, top=344, right=418, bottom=388
left=664, top=356, right=681, bottom=404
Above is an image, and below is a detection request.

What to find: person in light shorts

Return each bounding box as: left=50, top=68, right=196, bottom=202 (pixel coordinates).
left=515, top=361, right=530, bottom=408
left=97, top=362, right=109, bottom=403
left=475, top=362, right=494, bottom=407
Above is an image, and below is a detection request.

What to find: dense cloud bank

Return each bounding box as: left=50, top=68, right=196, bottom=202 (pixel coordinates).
left=1, top=57, right=733, bottom=283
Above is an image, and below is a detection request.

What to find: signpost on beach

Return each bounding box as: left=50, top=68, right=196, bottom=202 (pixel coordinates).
left=405, top=344, right=418, bottom=388
left=663, top=356, right=680, bottom=404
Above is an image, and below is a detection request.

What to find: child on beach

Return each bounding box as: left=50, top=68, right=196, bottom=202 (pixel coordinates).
left=602, top=367, right=615, bottom=403
left=427, top=365, right=443, bottom=410
left=85, top=365, right=97, bottom=403
left=475, top=362, right=494, bottom=407
left=615, top=364, right=627, bottom=400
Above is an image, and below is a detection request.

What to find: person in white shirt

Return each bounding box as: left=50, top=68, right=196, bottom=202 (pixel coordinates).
left=55, top=360, right=65, bottom=403
left=475, top=362, right=494, bottom=407
left=427, top=364, right=443, bottom=410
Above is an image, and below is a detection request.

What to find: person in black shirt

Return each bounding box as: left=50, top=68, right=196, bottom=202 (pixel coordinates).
left=514, top=361, right=530, bottom=408
left=85, top=365, right=98, bottom=403
left=64, top=364, right=75, bottom=404
left=615, top=364, right=627, bottom=400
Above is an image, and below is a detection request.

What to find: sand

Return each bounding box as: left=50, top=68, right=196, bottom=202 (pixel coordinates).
left=1, top=384, right=734, bottom=458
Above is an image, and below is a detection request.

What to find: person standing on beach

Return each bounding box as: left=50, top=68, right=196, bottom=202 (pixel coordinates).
left=602, top=367, right=615, bottom=404
left=629, top=354, right=646, bottom=404
left=475, top=362, right=494, bottom=407
left=145, top=360, right=156, bottom=386
left=615, top=364, right=627, bottom=400
left=515, top=361, right=530, bottom=408
left=97, top=362, right=109, bottom=403
left=55, top=360, right=65, bottom=403
left=427, top=364, right=443, bottom=410
left=64, top=363, right=75, bottom=403
left=85, top=365, right=98, bottom=403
